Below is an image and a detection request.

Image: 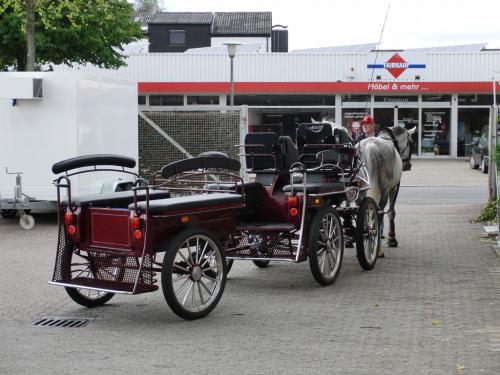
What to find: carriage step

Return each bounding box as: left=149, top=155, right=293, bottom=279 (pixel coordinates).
left=50, top=278, right=158, bottom=295
left=236, top=222, right=296, bottom=232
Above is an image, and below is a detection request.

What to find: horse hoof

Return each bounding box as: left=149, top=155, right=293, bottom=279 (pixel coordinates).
left=387, top=238, right=398, bottom=247
left=377, top=253, right=385, bottom=258
left=345, top=241, right=354, bottom=248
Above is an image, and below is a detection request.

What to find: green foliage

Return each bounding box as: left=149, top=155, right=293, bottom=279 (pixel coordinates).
left=477, top=199, right=499, bottom=223
left=0, top=0, right=143, bottom=71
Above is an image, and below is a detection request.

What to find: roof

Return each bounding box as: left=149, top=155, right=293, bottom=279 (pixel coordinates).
left=150, top=12, right=213, bottom=24
left=404, top=43, right=487, bottom=53
left=185, top=43, right=266, bottom=54
left=291, top=43, right=378, bottom=54
left=212, top=12, right=272, bottom=35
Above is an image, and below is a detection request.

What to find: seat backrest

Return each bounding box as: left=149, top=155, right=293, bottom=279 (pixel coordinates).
left=244, top=132, right=282, bottom=170
left=296, top=123, right=334, bottom=151
left=278, top=136, right=298, bottom=169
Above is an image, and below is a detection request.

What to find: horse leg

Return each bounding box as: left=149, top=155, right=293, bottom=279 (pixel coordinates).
left=387, top=183, right=401, bottom=248
left=377, top=195, right=388, bottom=257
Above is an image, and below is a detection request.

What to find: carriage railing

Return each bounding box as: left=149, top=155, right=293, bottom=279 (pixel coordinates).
left=236, top=144, right=280, bottom=173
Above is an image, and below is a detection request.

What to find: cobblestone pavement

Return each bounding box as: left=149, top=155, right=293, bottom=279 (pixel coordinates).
left=0, top=160, right=499, bottom=374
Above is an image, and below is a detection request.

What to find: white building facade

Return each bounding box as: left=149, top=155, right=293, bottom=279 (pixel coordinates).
left=62, top=46, right=500, bottom=157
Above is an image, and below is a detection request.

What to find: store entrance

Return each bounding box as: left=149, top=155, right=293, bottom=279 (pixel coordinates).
left=373, top=107, right=419, bottom=155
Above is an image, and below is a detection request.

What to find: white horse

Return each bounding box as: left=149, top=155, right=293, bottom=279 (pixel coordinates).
left=358, top=124, right=416, bottom=256
left=310, top=118, right=414, bottom=256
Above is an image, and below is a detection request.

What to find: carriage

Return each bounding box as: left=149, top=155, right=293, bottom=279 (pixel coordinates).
left=49, top=122, right=380, bottom=320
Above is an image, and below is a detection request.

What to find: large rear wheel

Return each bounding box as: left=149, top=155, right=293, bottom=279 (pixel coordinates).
left=355, top=197, right=380, bottom=270
left=308, top=207, right=344, bottom=286
left=162, top=228, right=226, bottom=320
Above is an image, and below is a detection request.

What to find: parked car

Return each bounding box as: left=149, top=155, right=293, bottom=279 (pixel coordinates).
left=469, top=125, right=489, bottom=173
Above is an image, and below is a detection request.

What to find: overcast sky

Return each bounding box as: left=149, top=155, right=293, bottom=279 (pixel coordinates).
left=158, top=0, right=500, bottom=50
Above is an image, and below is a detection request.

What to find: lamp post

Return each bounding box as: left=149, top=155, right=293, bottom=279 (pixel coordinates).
left=223, top=42, right=241, bottom=108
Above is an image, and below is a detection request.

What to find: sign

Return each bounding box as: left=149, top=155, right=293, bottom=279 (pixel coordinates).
left=367, top=53, right=426, bottom=78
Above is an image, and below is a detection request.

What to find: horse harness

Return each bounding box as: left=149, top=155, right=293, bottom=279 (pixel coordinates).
left=379, top=127, right=412, bottom=165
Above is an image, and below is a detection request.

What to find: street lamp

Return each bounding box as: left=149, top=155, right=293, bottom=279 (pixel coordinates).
left=223, top=42, right=241, bottom=108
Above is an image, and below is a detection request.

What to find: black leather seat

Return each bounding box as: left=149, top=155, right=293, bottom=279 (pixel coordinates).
left=62, top=190, right=171, bottom=208
left=244, top=132, right=298, bottom=171
left=282, top=182, right=344, bottom=194
left=129, top=193, right=242, bottom=214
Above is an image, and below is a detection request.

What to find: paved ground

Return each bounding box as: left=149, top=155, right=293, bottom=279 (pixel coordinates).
left=0, top=159, right=499, bottom=374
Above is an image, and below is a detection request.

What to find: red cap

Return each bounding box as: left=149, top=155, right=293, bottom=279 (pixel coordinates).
left=361, top=115, right=375, bottom=124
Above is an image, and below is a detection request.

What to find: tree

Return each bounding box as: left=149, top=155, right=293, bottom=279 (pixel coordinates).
left=133, top=0, right=164, bottom=15
left=0, top=0, right=143, bottom=71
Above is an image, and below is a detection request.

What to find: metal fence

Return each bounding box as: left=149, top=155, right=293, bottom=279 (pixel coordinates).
left=138, top=108, right=246, bottom=178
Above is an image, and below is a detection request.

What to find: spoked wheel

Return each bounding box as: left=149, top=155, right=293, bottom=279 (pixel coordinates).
left=62, top=248, right=123, bottom=307
left=225, top=259, right=234, bottom=274
left=162, top=228, right=226, bottom=320
left=19, top=214, right=35, bottom=230
left=355, top=197, right=380, bottom=271
left=308, top=207, right=344, bottom=286
left=248, top=234, right=272, bottom=268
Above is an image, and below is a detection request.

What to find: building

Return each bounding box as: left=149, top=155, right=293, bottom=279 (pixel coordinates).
left=148, top=12, right=274, bottom=53
left=61, top=43, right=500, bottom=158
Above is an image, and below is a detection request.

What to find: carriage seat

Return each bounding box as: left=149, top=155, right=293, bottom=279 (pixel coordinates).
left=282, top=182, right=344, bottom=194
left=129, top=193, right=243, bottom=214
left=204, top=182, right=263, bottom=221
left=61, top=190, right=171, bottom=208
left=244, top=132, right=298, bottom=171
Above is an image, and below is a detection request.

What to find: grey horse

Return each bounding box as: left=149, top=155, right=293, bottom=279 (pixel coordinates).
left=358, top=124, right=416, bottom=256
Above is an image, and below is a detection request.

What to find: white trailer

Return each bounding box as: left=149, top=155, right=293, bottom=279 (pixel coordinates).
left=0, top=72, right=138, bottom=228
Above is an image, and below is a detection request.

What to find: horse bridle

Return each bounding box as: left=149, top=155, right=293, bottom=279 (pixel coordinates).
left=379, top=127, right=412, bottom=165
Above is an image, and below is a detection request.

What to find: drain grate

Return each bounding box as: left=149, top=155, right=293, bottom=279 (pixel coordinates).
left=32, top=317, right=95, bottom=328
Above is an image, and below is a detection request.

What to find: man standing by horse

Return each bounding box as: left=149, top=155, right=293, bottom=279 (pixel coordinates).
left=356, top=115, right=377, bottom=142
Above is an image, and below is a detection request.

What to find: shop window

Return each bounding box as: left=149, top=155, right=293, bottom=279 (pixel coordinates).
left=422, top=94, right=451, bottom=102
left=187, top=96, right=219, bottom=105
left=341, top=94, right=370, bottom=103
left=138, top=95, right=146, bottom=105
left=421, top=108, right=450, bottom=155
left=342, top=108, right=369, bottom=139
left=457, top=108, right=490, bottom=157
left=169, top=30, right=186, bottom=46
left=458, top=94, right=500, bottom=106
left=374, top=95, right=418, bottom=103
left=230, top=95, right=335, bottom=106
left=149, top=95, right=183, bottom=106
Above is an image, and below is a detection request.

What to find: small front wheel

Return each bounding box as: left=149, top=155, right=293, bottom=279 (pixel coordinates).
left=308, top=207, right=344, bottom=286
left=355, top=197, right=380, bottom=270
left=162, top=228, right=226, bottom=320
left=19, top=214, right=35, bottom=230
left=62, top=248, right=121, bottom=307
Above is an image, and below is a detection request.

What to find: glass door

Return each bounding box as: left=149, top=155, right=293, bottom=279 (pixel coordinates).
left=397, top=108, right=419, bottom=155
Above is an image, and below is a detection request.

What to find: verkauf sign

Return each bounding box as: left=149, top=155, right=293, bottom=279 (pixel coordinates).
left=367, top=53, right=426, bottom=78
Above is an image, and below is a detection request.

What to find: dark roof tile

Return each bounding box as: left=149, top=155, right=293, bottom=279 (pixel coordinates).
left=212, top=12, right=272, bottom=35
left=150, top=12, right=213, bottom=24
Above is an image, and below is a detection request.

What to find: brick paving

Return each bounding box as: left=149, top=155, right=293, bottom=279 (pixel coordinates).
left=0, top=160, right=499, bottom=374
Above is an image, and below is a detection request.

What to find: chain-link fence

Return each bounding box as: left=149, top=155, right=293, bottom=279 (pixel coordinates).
left=138, top=110, right=243, bottom=178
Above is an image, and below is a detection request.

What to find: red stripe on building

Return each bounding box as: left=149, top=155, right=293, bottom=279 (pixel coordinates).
left=138, top=81, right=500, bottom=94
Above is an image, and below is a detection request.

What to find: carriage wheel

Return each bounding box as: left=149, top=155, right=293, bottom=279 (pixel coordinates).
left=62, top=248, right=123, bottom=308
left=355, top=197, right=380, bottom=270
left=308, top=207, right=344, bottom=286
left=253, top=260, right=271, bottom=268
left=225, top=259, right=234, bottom=274
left=162, top=228, right=226, bottom=320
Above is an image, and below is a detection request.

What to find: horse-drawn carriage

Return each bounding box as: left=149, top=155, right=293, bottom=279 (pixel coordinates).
left=49, top=122, right=384, bottom=320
